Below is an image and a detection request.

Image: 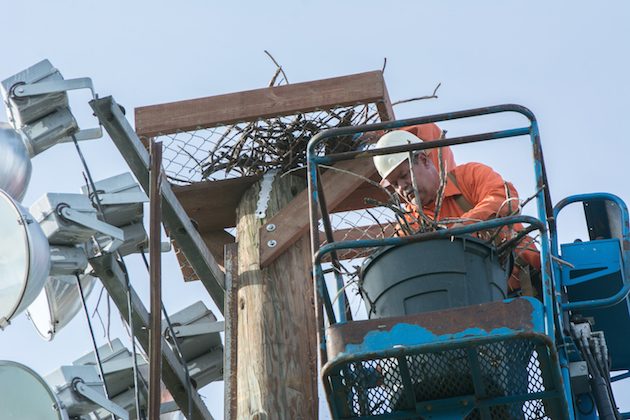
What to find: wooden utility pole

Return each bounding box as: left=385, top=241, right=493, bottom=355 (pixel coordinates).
left=148, top=140, right=163, bottom=420
left=235, top=173, right=317, bottom=420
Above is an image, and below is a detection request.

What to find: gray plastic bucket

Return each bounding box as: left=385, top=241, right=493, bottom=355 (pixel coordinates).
left=360, top=236, right=508, bottom=319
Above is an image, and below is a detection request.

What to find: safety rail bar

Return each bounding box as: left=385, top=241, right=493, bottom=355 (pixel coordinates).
left=315, top=215, right=545, bottom=263
left=553, top=193, right=630, bottom=242
left=552, top=193, right=630, bottom=312
left=306, top=104, right=556, bottom=346
left=313, top=216, right=546, bottom=328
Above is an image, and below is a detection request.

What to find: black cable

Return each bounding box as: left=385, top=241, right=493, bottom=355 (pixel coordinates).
left=576, top=331, right=617, bottom=420
left=73, top=133, right=197, bottom=418
left=593, top=334, right=621, bottom=419
left=72, top=134, right=105, bottom=215
left=118, top=258, right=147, bottom=420
left=71, top=135, right=145, bottom=419
left=141, top=249, right=193, bottom=420
left=76, top=274, right=112, bottom=404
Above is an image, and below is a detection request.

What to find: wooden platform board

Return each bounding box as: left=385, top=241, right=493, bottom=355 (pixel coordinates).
left=135, top=70, right=395, bottom=274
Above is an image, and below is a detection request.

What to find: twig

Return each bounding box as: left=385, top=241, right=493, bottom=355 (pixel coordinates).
left=179, top=146, right=205, bottom=174
left=364, top=207, right=389, bottom=238
left=433, top=133, right=448, bottom=226
left=392, top=82, right=442, bottom=106
left=268, top=66, right=283, bottom=87
left=264, top=50, right=289, bottom=84
left=364, top=197, right=415, bottom=236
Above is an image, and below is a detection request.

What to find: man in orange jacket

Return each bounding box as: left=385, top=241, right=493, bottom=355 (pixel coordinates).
left=373, top=129, right=540, bottom=294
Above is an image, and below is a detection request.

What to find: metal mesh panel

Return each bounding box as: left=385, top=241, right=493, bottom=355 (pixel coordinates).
left=153, top=104, right=381, bottom=185
left=326, top=338, right=560, bottom=419
left=321, top=206, right=398, bottom=320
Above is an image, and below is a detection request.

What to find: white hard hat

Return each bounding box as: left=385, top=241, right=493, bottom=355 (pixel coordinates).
left=373, top=130, right=423, bottom=187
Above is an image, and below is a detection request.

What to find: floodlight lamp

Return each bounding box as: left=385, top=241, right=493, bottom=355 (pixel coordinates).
left=0, top=122, right=31, bottom=201
left=0, top=189, right=50, bottom=329
left=82, top=172, right=157, bottom=256
left=72, top=338, right=140, bottom=390
left=0, top=360, right=67, bottom=420
left=45, top=364, right=128, bottom=420
left=24, top=179, right=151, bottom=339
left=30, top=192, right=125, bottom=252
left=27, top=272, right=96, bottom=341
left=165, top=301, right=224, bottom=387
left=81, top=172, right=148, bottom=228
left=1, top=59, right=102, bottom=158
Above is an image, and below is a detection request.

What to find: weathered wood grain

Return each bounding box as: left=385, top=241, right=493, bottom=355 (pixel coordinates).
left=236, top=174, right=317, bottom=419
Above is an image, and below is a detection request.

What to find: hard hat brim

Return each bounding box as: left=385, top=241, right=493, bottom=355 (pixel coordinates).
left=378, top=158, right=407, bottom=188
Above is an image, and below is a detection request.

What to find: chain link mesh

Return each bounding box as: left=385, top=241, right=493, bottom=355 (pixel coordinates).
left=326, top=338, right=562, bottom=419
left=154, top=104, right=382, bottom=185
left=151, top=74, right=389, bottom=281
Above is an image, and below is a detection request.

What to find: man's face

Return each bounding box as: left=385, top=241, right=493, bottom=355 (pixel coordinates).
left=386, top=153, right=440, bottom=206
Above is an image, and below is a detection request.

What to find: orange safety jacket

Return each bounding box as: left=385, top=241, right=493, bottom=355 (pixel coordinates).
left=401, top=162, right=540, bottom=292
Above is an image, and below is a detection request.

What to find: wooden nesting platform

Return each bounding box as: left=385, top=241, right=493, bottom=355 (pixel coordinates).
left=135, top=71, right=394, bottom=274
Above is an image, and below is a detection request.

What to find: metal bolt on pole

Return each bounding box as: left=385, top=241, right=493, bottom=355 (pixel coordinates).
left=148, top=140, right=163, bottom=420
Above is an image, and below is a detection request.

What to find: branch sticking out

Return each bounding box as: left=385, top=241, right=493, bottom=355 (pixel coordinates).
left=264, top=50, right=289, bottom=85
left=392, top=82, right=442, bottom=106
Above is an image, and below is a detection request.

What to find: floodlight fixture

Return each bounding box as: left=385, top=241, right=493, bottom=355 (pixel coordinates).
left=24, top=173, right=156, bottom=340
left=82, top=172, right=151, bottom=256
left=1, top=59, right=102, bottom=158
left=70, top=301, right=224, bottom=417
left=0, top=189, right=50, bottom=329
left=45, top=364, right=129, bottom=420
left=0, top=122, right=31, bottom=201
left=0, top=360, right=67, bottom=420
left=27, top=273, right=96, bottom=341
left=81, top=172, right=148, bottom=228
left=164, top=301, right=224, bottom=387
left=30, top=192, right=125, bottom=251
left=72, top=338, right=147, bottom=418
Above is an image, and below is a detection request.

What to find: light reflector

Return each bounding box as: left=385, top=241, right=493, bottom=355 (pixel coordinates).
left=0, top=189, right=50, bottom=328
left=0, top=360, right=65, bottom=420
left=0, top=123, right=31, bottom=201
left=27, top=274, right=96, bottom=341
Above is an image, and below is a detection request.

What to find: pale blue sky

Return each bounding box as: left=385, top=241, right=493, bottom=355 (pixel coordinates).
left=1, top=1, right=629, bottom=417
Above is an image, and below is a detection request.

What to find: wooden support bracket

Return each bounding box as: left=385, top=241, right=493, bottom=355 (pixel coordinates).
left=260, top=158, right=378, bottom=267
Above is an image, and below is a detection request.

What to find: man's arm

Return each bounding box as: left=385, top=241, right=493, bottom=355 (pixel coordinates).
left=456, top=163, right=519, bottom=222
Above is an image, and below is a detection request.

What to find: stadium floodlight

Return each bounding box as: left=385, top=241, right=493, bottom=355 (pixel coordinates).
left=164, top=301, right=224, bottom=387
left=0, top=59, right=101, bottom=158
left=72, top=302, right=224, bottom=418
left=0, top=360, right=67, bottom=420
left=25, top=173, right=153, bottom=340
left=27, top=273, right=96, bottom=341
left=45, top=364, right=129, bottom=420
left=0, top=122, right=31, bottom=201
left=30, top=192, right=125, bottom=252
left=82, top=172, right=150, bottom=256
left=81, top=172, right=148, bottom=227
left=24, top=191, right=124, bottom=339
left=0, top=189, right=50, bottom=329
left=72, top=338, right=147, bottom=418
